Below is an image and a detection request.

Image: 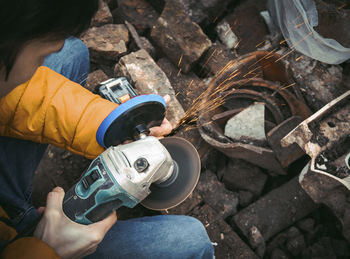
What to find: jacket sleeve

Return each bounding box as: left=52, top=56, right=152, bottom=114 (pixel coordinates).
left=0, top=66, right=118, bottom=159
left=1, top=237, right=60, bottom=259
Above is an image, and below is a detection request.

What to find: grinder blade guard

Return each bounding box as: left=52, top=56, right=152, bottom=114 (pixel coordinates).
left=141, top=137, right=200, bottom=210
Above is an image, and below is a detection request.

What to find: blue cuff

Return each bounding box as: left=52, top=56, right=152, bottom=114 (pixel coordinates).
left=96, top=94, right=166, bottom=148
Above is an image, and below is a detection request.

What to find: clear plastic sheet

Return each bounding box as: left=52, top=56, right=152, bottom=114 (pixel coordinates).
left=268, top=0, right=350, bottom=64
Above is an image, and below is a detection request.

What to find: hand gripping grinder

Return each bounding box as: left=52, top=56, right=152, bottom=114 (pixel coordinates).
left=62, top=78, right=200, bottom=224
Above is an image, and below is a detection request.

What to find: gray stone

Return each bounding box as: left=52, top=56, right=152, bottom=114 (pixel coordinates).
left=85, top=69, right=109, bottom=92
left=302, top=237, right=337, bottom=259
left=216, top=19, right=239, bottom=50
left=113, top=0, right=159, bottom=34
left=222, top=158, right=267, bottom=197
left=156, top=57, right=206, bottom=111
left=248, top=226, right=266, bottom=257
left=232, top=176, right=317, bottom=244
left=286, top=233, right=306, bottom=257
left=114, top=49, right=185, bottom=128
left=222, top=4, right=269, bottom=55
left=331, top=238, right=350, bottom=258
left=176, top=0, right=231, bottom=27
left=287, top=52, right=345, bottom=112
left=266, top=232, right=288, bottom=255
left=197, top=41, right=237, bottom=77
left=150, top=1, right=212, bottom=73
left=191, top=204, right=259, bottom=259
left=270, top=248, right=289, bottom=259
left=196, top=170, right=239, bottom=218
left=91, top=0, right=113, bottom=27
left=81, top=24, right=129, bottom=64
left=238, top=190, right=254, bottom=208
left=224, top=103, right=266, bottom=142
left=162, top=190, right=202, bottom=215
left=296, top=218, right=315, bottom=233
left=125, top=21, right=156, bottom=59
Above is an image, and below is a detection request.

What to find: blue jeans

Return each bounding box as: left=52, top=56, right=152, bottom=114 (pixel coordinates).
left=0, top=38, right=214, bottom=258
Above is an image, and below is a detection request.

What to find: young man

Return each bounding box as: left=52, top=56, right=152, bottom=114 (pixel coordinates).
left=0, top=0, right=214, bottom=258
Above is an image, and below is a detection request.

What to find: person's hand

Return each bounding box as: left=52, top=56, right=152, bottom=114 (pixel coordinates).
left=149, top=95, right=172, bottom=137
left=34, top=187, right=117, bottom=259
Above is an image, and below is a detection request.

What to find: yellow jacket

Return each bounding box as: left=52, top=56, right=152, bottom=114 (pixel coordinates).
left=0, top=66, right=119, bottom=258
left=0, top=66, right=119, bottom=159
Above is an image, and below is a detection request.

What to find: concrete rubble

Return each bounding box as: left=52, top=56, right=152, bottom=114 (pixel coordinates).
left=113, top=0, right=159, bottom=34
left=221, top=158, right=267, bottom=198
left=91, top=0, right=113, bottom=27
left=191, top=204, right=259, bottom=259
left=232, top=176, right=317, bottom=256
left=197, top=42, right=237, bottom=77
left=114, top=49, right=185, bottom=128
left=33, top=0, right=350, bottom=258
left=81, top=24, right=129, bottom=64
left=150, top=0, right=212, bottom=73
left=196, top=170, right=239, bottom=218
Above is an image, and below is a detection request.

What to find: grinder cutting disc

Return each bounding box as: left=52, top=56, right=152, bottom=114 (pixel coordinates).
left=141, top=137, right=201, bottom=210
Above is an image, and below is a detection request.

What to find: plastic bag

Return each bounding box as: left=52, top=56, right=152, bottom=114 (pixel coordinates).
left=268, top=0, right=350, bottom=64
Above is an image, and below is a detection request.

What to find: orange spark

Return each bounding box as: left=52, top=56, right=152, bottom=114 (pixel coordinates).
left=338, top=3, right=347, bottom=10
left=199, top=49, right=217, bottom=75
left=275, top=48, right=295, bottom=62
left=280, top=39, right=287, bottom=45
left=187, top=80, right=194, bottom=89
left=294, top=20, right=306, bottom=29
left=178, top=54, right=183, bottom=67
left=295, top=55, right=303, bottom=61
left=255, top=40, right=266, bottom=48
left=280, top=82, right=296, bottom=90
left=177, top=68, right=182, bottom=76
left=224, top=26, right=233, bottom=36
left=234, top=39, right=241, bottom=49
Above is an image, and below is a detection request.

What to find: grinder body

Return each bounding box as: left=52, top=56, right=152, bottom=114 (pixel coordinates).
left=62, top=77, right=200, bottom=224
left=63, top=136, right=174, bottom=224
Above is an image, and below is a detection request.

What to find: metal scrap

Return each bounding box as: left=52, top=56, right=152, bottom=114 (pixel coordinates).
left=198, top=51, right=312, bottom=175
left=282, top=90, right=350, bottom=241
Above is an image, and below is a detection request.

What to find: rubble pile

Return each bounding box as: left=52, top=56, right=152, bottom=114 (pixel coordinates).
left=33, top=0, right=350, bottom=258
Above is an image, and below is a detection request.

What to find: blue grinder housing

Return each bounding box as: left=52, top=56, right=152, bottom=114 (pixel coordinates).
left=96, top=94, right=167, bottom=148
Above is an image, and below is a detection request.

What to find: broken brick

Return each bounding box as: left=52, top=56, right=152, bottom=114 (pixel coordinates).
left=196, top=170, right=239, bottom=218
left=113, top=0, right=159, bottom=34
left=232, top=176, right=317, bottom=244
left=191, top=204, right=259, bottom=259
left=85, top=69, right=109, bottom=92
left=114, top=49, right=185, bottom=128
left=81, top=24, right=129, bottom=64
left=91, top=0, right=113, bottom=27
left=151, top=0, right=212, bottom=73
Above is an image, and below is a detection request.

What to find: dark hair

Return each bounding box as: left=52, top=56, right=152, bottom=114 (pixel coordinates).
left=0, top=0, right=99, bottom=79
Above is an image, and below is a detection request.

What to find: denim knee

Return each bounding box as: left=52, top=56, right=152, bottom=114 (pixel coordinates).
left=43, top=37, right=90, bottom=85
left=86, top=214, right=214, bottom=259
left=177, top=216, right=214, bottom=259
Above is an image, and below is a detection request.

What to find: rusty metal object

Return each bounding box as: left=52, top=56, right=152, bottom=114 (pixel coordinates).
left=282, top=90, right=350, bottom=242
left=267, top=116, right=305, bottom=168
left=198, top=51, right=311, bottom=174
left=222, top=88, right=285, bottom=124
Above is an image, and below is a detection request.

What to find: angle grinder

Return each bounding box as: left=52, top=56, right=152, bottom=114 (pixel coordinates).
left=62, top=78, right=200, bottom=224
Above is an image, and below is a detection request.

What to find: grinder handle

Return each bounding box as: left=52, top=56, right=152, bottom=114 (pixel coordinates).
left=63, top=184, right=123, bottom=224
left=62, top=156, right=123, bottom=225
